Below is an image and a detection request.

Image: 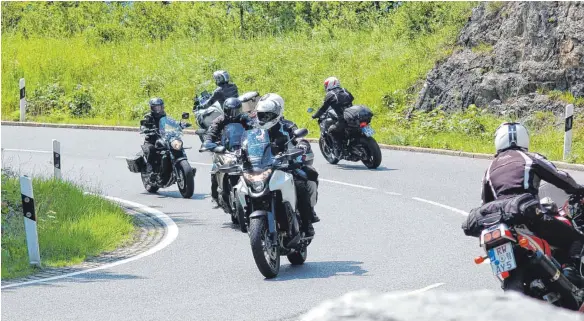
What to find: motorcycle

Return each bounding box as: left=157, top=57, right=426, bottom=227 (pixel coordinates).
left=193, top=90, right=224, bottom=143
left=125, top=112, right=196, bottom=199
left=473, top=194, right=584, bottom=311
left=193, top=90, right=261, bottom=143
left=227, top=127, right=315, bottom=278
left=199, top=122, right=247, bottom=229
left=308, top=105, right=382, bottom=169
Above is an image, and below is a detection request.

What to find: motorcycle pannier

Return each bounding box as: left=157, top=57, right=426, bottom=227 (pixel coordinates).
left=239, top=91, right=260, bottom=114
left=343, top=105, right=373, bottom=128
left=461, top=193, right=540, bottom=237
left=126, top=154, right=146, bottom=173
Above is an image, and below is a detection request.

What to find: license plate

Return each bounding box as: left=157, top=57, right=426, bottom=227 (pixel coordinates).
left=362, top=125, right=375, bottom=137
left=487, top=242, right=517, bottom=275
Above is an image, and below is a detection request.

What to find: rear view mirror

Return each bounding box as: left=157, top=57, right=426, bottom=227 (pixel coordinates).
left=307, top=107, right=314, bottom=113
left=293, top=128, right=308, bottom=138
left=182, top=112, right=190, bottom=119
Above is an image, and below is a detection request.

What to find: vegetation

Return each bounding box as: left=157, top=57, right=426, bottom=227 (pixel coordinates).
left=1, top=1, right=582, bottom=163
left=1, top=169, right=135, bottom=279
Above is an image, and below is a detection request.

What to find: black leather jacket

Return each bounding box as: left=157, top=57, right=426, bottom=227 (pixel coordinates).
left=141, top=112, right=165, bottom=144
left=204, top=113, right=252, bottom=143
left=481, top=148, right=584, bottom=204
left=202, top=83, right=239, bottom=109
left=313, top=87, right=354, bottom=119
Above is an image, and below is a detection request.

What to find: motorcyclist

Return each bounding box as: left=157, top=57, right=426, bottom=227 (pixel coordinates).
left=255, top=93, right=321, bottom=237
left=462, top=122, right=584, bottom=278
left=195, top=70, right=239, bottom=111
left=203, top=97, right=253, bottom=207
left=140, top=98, right=190, bottom=182
left=311, top=76, right=354, bottom=157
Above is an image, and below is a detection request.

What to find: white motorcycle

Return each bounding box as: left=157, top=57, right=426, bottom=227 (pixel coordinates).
left=224, top=127, right=315, bottom=278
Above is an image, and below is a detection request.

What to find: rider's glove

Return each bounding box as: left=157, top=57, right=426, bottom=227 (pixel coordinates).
left=312, top=114, right=319, bottom=119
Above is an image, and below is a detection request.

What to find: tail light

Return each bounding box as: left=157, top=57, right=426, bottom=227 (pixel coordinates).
left=359, top=122, right=368, bottom=128
left=480, top=224, right=516, bottom=247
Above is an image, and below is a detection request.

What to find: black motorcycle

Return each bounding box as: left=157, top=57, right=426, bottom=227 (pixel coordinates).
left=126, top=112, right=196, bottom=198
left=308, top=105, right=382, bottom=169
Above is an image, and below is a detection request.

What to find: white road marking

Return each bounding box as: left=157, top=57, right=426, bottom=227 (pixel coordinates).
left=115, top=156, right=129, bottom=159
left=190, top=162, right=212, bottom=166
left=411, top=197, right=469, bottom=216
left=384, top=191, right=402, bottom=196
left=404, top=282, right=446, bottom=295
left=320, top=178, right=377, bottom=190
left=1, top=196, right=178, bottom=289
left=2, top=148, right=52, bottom=154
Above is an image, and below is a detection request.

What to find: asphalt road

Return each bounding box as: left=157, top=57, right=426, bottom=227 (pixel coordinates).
left=2, top=125, right=583, bottom=321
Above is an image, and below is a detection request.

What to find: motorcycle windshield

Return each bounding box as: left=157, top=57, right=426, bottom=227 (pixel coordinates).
left=159, top=116, right=183, bottom=141
left=242, top=128, right=274, bottom=171
left=221, top=123, right=245, bottom=151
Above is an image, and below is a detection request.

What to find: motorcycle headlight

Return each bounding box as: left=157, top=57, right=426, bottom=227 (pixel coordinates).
left=243, top=169, right=272, bottom=192
left=171, top=139, right=183, bottom=150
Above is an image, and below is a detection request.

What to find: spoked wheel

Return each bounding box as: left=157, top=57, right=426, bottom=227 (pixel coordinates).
left=141, top=172, right=159, bottom=193
left=287, top=247, right=307, bottom=265
left=176, top=160, right=195, bottom=198
left=319, top=136, right=339, bottom=165
left=360, top=137, right=382, bottom=169
left=249, top=218, right=280, bottom=278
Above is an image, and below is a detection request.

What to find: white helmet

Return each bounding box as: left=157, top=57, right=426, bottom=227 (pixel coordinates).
left=255, top=93, right=284, bottom=130
left=324, top=76, right=340, bottom=91
left=494, top=122, right=530, bottom=153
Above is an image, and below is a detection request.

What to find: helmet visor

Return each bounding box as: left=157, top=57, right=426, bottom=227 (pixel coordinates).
left=152, top=105, right=164, bottom=113
left=257, top=111, right=278, bottom=124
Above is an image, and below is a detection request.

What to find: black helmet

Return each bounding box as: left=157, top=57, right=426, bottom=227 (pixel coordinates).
left=213, top=70, right=230, bottom=86
left=223, top=97, right=242, bottom=120
left=149, top=97, right=165, bottom=116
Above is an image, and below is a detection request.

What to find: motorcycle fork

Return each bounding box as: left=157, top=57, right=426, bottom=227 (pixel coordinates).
left=269, top=196, right=278, bottom=246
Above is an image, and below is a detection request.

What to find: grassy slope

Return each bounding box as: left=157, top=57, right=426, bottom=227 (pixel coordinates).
left=1, top=173, right=135, bottom=279
left=1, top=2, right=582, bottom=163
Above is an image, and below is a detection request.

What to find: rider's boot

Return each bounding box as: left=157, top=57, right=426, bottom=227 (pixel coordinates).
left=311, top=209, right=320, bottom=223
left=304, top=222, right=315, bottom=237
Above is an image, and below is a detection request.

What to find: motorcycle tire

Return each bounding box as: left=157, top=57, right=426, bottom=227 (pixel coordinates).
left=141, top=172, right=160, bottom=193
left=360, top=137, right=382, bottom=169
left=236, top=198, right=247, bottom=233
left=176, top=160, right=195, bottom=199
left=319, top=136, right=339, bottom=165
left=249, top=218, right=280, bottom=278
left=287, top=248, right=307, bottom=265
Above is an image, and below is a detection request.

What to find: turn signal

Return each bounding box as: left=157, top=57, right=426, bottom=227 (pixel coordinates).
left=519, top=238, right=529, bottom=248
left=474, top=256, right=486, bottom=264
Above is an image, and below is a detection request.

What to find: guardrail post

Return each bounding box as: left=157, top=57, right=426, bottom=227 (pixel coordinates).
left=20, top=175, right=41, bottom=267
left=19, top=78, right=26, bottom=122
left=564, top=104, right=574, bottom=161
left=53, top=139, right=62, bottom=180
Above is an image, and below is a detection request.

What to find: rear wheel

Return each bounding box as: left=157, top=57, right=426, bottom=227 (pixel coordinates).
left=319, top=136, right=339, bottom=165
left=249, top=218, right=280, bottom=278
left=360, top=137, right=382, bottom=169
left=287, top=248, right=307, bottom=265
left=176, top=160, right=195, bottom=198
left=141, top=172, right=159, bottom=193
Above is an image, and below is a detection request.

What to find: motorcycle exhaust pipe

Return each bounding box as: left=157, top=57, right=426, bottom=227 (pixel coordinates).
left=531, top=249, right=580, bottom=294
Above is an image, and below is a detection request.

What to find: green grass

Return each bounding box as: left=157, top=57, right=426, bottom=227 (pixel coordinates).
left=1, top=171, right=135, bottom=279
left=1, top=1, right=582, bottom=164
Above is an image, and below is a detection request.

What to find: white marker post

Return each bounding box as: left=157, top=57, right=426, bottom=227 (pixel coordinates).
left=52, top=139, right=62, bottom=180
left=19, top=78, right=26, bottom=122
left=20, top=176, right=41, bottom=267
left=564, top=104, right=574, bottom=161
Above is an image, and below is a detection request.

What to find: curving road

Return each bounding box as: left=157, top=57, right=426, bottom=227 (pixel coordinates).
left=2, top=125, right=583, bottom=321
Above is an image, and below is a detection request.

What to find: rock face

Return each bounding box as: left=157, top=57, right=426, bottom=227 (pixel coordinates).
left=299, top=290, right=584, bottom=321
left=415, top=2, right=584, bottom=115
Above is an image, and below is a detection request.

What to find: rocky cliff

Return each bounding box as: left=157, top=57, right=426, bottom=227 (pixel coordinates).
left=415, top=1, right=584, bottom=115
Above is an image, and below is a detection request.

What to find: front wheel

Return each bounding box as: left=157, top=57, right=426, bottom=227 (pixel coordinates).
left=287, top=248, right=307, bottom=265
left=249, top=218, right=280, bottom=278
left=360, top=137, right=382, bottom=169
left=176, top=160, right=195, bottom=198
left=319, top=136, right=339, bottom=165
left=236, top=198, right=247, bottom=233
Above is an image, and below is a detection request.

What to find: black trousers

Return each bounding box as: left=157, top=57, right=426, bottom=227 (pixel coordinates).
left=143, top=142, right=159, bottom=172
left=329, top=119, right=346, bottom=141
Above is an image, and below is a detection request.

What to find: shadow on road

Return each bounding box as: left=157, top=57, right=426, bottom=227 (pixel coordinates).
left=268, top=260, right=368, bottom=281
left=140, top=191, right=207, bottom=200
left=1, top=271, right=144, bottom=291
left=221, top=222, right=245, bottom=232
left=334, top=164, right=396, bottom=172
